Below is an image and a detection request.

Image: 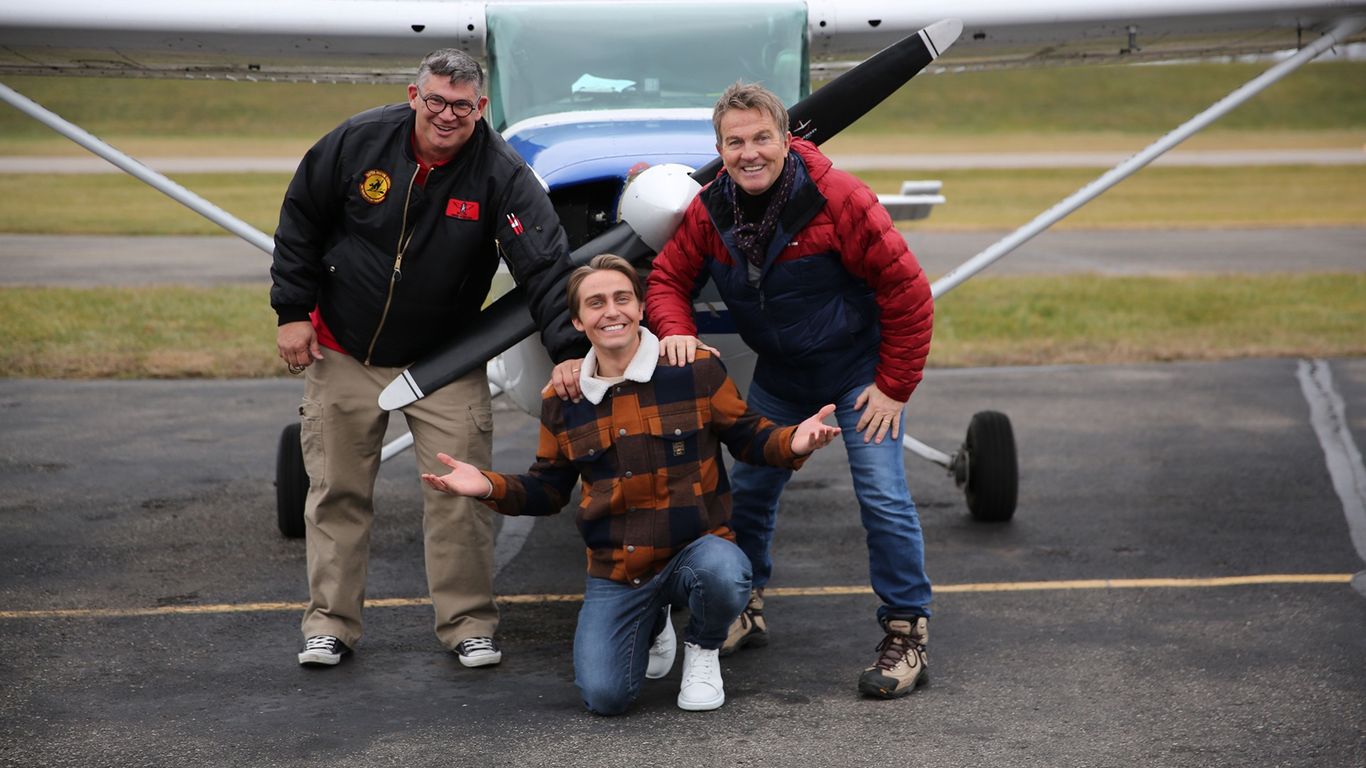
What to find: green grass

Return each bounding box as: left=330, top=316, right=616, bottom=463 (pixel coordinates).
left=3, top=275, right=1362, bottom=379
left=2, top=59, right=1362, bottom=151
left=0, top=285, right=277, bottom=378
left=2, top=62, right=1361, bottom=380
left=0, top=173, right=291, bottom=235
left=0, top=77, right=395, bottom=144
left=929, top=274, right=1366, bottom=367
left=859, top=165, right=1366, bottom=230
left=832, top=60, right=1366, bottom=135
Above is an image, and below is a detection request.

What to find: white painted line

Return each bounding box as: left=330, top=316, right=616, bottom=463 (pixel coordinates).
left=1296, top=358, right=1366, bottom=597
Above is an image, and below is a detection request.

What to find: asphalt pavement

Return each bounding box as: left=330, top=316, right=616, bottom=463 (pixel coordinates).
left=2, top=218, right=1364, bottom=764
left=1, top=356, right=1364, bottom=767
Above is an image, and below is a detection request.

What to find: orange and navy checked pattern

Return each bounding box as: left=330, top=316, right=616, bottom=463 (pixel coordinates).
left=481, top=350, right=806, bottom=586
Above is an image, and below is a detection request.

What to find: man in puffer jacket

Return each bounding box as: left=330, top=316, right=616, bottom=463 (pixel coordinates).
left=643, top=82, right=935, bottom=699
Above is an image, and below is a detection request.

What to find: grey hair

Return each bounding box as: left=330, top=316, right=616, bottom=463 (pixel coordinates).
left=712, top=82, right=789, bottom=143
left=416, top=48, right=485, bottom=99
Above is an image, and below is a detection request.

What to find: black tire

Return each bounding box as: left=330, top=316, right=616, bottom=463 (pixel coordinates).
left=275, top=422, right=308, bottom=538
left=963, top=411, right=1018, bottom=522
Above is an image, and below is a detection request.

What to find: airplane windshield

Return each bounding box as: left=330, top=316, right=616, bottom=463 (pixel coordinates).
left=486, top=1, right=808, bottom=131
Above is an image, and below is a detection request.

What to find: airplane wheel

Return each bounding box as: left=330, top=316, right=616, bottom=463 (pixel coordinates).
left=962, top=410, right=1017, bottom=522
left=275, top=422, right=308, bottom=539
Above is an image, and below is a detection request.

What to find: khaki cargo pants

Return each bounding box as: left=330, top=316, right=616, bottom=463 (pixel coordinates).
left=299, top=348, right=497, bottom=650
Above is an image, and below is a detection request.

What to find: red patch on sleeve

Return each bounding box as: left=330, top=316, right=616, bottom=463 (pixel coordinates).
left=446, top=199, right=480, bottom=220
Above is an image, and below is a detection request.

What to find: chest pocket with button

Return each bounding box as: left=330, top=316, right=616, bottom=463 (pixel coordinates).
left=646, top=406, right=704, bottom=473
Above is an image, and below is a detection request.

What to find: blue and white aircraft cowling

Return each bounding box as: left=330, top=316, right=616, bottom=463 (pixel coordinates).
left=491, top=110, right=756, bottom=416
left=503, top=112, right=718, bottom=197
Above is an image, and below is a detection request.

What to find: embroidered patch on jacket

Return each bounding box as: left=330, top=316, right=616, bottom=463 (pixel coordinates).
left=671, top=441, right=686, bottom=457
left=447, top=198, right=480, bottom=220
left=506, top=212, right=524, bottom=235
left=359, top=170, right=391, bottom=204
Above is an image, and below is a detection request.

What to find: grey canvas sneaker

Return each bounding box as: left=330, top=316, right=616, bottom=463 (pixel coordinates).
left=298, top=635, right=351, bottom=666
left=857, top=617, right=929, bottom=698
left=455, top=636, right=503, bottom=668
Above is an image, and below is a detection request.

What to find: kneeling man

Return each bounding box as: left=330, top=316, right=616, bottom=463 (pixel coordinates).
left=422, top=254, right=839, bottom=714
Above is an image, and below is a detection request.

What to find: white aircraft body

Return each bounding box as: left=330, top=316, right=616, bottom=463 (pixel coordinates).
left=1, top=0, right=1362, bottom=533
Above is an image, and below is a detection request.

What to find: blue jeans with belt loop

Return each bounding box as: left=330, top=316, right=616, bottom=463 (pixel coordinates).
left=729, top=378, right=933, bottom=622
left=574, top=534, right=751, bottom=715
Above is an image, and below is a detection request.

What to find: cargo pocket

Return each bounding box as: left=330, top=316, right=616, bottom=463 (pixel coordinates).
left=299, top=396, right=325, bottom=482
left=468, top=404, right=494, bottom=434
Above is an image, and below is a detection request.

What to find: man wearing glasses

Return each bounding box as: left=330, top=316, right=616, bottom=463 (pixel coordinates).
left=271, top=49, right=586, bottom=670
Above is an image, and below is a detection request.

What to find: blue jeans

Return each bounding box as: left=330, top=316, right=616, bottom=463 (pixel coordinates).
left=574, top=535, right=751, bottom=716
left=730, top=378, right=932, bottom=622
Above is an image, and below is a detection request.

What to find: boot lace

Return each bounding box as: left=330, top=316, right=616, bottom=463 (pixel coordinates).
left=873, top=632, right=923, bottom=671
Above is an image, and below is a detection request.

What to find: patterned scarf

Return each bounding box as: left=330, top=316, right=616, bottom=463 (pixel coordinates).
left=731, top=156, right=797, bottom=270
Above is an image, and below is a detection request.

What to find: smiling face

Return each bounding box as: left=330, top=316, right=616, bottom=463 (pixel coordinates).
left=717, top=107, right=790, bottom=196
left=571, top=268, right=643, bottom=372
left=408, top=75, right=488, bottom=164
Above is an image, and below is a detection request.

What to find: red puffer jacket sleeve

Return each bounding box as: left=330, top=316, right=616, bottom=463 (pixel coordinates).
left=828, top=174, right=933, bottom=403
left=644, top=195, right=715, bottom=338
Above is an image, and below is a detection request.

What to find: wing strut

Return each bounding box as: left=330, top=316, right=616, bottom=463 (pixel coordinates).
left=929, top=15, right=1366, bottom=300
left=0, top=83, right=275, bottom=255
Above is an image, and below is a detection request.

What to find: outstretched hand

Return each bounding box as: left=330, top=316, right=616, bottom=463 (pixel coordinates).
left=421, top=452, right=494, bottom=498
left=791, top=404, right=841, bottom=455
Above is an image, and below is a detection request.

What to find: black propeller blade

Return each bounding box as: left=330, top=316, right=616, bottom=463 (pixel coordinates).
left=379, top=19, right=963, bottom=410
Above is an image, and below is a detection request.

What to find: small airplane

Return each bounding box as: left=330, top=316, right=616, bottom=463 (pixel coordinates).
left=1, top=0, right=1362, bottom=538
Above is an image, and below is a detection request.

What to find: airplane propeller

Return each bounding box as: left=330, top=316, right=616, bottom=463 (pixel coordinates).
left=376, top=19, right=964, bottom=411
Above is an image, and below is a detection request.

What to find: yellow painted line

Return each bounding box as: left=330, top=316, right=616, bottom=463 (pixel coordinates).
left=0, top=574, right=1352, bottom=621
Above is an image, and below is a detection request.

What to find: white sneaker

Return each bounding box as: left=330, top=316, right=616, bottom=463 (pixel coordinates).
left=454, top=636, right=503, bottom=668
left=646, top=609, right=676, bottom=679
left=298, top=635, right=350, bottom=666
left=677, top=642, right=725, bottom=711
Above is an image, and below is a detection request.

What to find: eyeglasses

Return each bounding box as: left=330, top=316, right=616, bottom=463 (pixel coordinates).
left=416, top=87, right=479, bottom=118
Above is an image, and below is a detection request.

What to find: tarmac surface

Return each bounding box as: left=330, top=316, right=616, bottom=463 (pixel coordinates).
left=1, top=360, right=1364, bottom=767
left=2, top=227, right=1365, bottom=765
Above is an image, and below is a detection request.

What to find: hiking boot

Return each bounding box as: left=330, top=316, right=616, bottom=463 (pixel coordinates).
left=298, top=635, right=351, bottom=666
left=719, top=588, right=767, bottom=657
left=646, top=608, right=677, bottom=679
left=858, top=617, right=929, bottom=699
left=677, top=642, right=725, bottom=711
left=454, top=636, right=503, bottom=668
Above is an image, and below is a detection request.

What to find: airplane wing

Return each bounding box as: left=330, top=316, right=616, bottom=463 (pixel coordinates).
left=2, top=1, right=1362, bottom=80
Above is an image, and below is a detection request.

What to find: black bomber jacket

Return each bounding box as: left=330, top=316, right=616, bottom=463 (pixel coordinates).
left=270, top=104, right=586, bottom=367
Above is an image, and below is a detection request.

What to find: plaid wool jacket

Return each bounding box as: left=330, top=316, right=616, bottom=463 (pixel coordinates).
left=480, top=339, right=808, bottom=586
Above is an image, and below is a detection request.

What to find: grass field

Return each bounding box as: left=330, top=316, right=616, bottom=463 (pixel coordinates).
left=2, top=165, right=1362, bottom=235
left=1, top=60, right=1361, bottom=378
left=3, top=274, right=1362, bottom=379
left=2, top=60, right=1363, bottom=148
